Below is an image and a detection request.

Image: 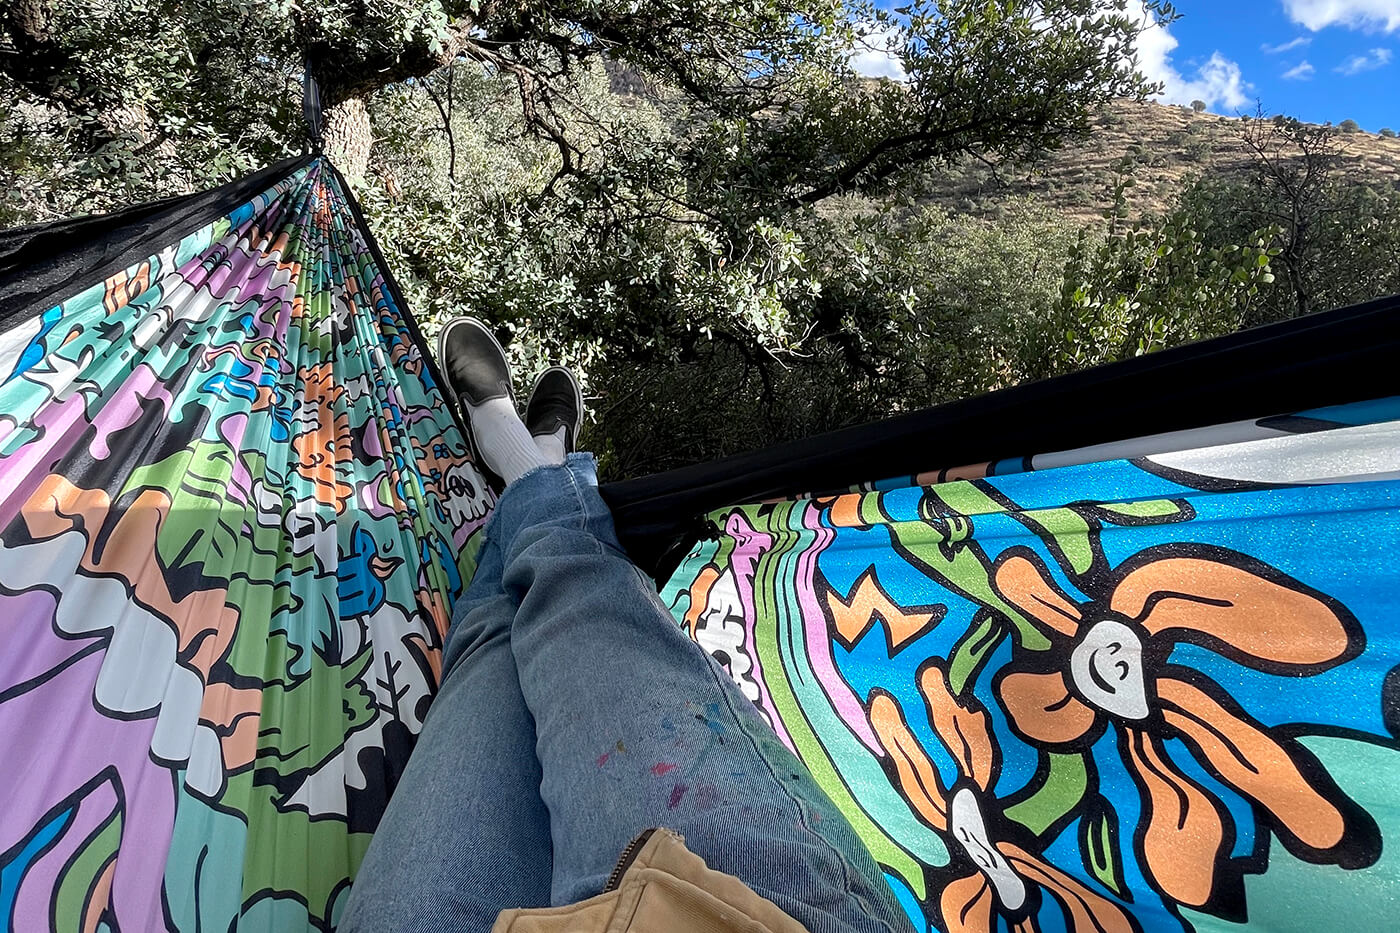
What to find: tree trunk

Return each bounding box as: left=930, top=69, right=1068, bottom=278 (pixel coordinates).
left=322, top=96, right=372, bottom=179
left=9, top=0, right=53, bottom=39
left=2, top=0, right=74, bottom=102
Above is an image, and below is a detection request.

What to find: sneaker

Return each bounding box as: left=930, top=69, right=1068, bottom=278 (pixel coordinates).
left=437, top=316, right=514, bottom=408
left=525, top=366, right=584, bottom=454
left=437, top=316, right=514, bottom=489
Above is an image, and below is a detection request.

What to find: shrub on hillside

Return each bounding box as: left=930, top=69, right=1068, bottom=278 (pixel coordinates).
left=1184, top=140, right=1213, bottom=162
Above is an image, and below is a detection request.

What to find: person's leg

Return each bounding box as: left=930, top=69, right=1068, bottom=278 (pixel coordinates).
left=496, top=455, right=913, bottom=933
left=340, top=538, right=553, bottom=931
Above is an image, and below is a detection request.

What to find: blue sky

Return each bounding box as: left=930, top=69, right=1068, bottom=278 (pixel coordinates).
left=855, top=1, right=1399, bottom=131
left=1141, top=1, right=1398, bottom=130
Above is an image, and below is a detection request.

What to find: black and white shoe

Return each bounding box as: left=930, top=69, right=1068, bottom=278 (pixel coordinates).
left=525, top=366, right=584, bottom=454
left=437, top=316, right=514, bottom=489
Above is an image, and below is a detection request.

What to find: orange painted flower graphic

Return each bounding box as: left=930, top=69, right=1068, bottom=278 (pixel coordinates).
left=869, top=662, right=1140, bottom=933
left=989, top=544, right=1379, bottom=911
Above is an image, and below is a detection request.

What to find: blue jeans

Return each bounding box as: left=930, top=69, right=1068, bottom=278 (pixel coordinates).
left=341, top=455, right=912, bottom=932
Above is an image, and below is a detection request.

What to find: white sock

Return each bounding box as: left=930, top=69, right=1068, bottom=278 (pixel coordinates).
left=532, top=424, right=568, bottom=464
left=465, top=397, right=547, bottom=485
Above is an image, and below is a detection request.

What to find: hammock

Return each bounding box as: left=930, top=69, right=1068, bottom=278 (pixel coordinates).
left=2, top=156, right=1397, bottom=933
left=1, top=157, right=488, bottom=931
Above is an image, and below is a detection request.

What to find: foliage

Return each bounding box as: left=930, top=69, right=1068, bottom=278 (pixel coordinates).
left=1022, top=198, right=1277, bottom=381
left=1339, top=119, right=1361, bottom=133
left=0, top=0, right=300, bottom=225
left=1173, top=116, right=1400, bottom=323
left=1183, top=139, right=1213, bottom=162
left=592, top=179, right=1285, bottom=474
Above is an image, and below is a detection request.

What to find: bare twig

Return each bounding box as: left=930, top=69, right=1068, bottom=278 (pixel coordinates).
left=422, top=75, right=456, bottom=182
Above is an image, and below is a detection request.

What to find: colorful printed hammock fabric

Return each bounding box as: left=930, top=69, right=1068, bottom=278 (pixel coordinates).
left=4, top=149, right=1398, bottom=933
left=661, top=408, right=1400, bottom=933
left=0, top=159, right=490, bottom=931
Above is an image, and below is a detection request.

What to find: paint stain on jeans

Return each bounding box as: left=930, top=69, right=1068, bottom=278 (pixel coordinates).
left=667, top=783, right=689, bottom=809
left=688, top=701, right=727, bottom=736
left=694, top=783, right=721, bottom=810
left=597, top=739, right=628, bottom=767
left=651, top=762, right=678, bottom=776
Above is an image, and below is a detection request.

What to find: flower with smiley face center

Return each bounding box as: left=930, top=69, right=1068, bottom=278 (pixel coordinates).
left=868, top=662, right=1140, bottom=933
left=989, top=543, right=1378, bottom=912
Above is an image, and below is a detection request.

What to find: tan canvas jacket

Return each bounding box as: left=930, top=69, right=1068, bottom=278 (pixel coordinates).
left=491, top=829, right=813, bottom=933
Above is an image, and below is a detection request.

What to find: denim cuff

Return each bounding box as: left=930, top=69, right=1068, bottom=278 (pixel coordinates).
left=482, top=453, right=598, bottom=547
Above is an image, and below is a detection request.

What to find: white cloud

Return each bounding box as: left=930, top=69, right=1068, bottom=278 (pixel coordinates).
left=1336, top=46, right=1394, bottom=72
left=1282, top=59, right=1317, bottom=78
left=1132, top=6, right=1251, bottom=110
left=1262, top=36, right=1313, bottom=53
left=849, top=24, right=907, bottom=82
left=1283, top=0, right=1400, bottom=32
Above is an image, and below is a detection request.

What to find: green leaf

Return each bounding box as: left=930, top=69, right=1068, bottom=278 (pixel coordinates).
left=1018, top=506, right=1094, bottom=575
left=1092, top=498, right=1194, bottom=525
left=1004, top=752, right=1088, bottom=837
left=1079, top=796, right=1128, bottom=897
left=947, top=609, right=1003, bottom=694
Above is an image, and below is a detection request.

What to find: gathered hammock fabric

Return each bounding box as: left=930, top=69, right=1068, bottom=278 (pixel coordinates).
left=1, top=154, right=1398, bottom=933
left=0, top=157, right=492, bottom=931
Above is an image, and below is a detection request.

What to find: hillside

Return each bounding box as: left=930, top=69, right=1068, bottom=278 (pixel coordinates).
left=929, top=99, right=1400, bottom=225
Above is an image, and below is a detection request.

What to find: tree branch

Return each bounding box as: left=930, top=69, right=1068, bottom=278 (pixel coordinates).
left=422, top=74, right=457, bottom=182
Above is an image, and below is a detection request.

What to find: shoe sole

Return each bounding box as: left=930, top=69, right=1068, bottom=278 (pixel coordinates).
left=529, top=365, right=585, bottom=447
